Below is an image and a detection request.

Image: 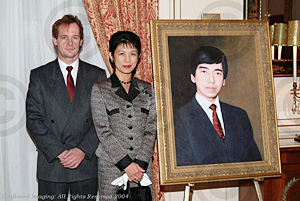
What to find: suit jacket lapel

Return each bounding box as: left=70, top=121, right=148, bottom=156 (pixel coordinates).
left=63, top=60, right=91, bottom=131
left=111, top=73, right=140, bottom=103
left=70, top=61, right=88, bottom=112
left=188, top=98, right=228, bottom=160
left=47, top=59, right=72, bottom=115
left=221, top=102, right=238, bottom=161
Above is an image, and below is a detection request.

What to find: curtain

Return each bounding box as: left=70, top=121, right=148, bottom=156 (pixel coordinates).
left=82, top=0, right=158, bottom=82
left=82, top=1, right=163, bottom=200
left=0, top=1, right=107, bottom=200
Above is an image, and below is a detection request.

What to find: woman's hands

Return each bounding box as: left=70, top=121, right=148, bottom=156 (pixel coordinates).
left=124, top=162, right=145, bottom=182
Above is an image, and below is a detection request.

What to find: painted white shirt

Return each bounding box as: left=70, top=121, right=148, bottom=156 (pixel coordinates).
left=195, top=93, right=226, bottom=135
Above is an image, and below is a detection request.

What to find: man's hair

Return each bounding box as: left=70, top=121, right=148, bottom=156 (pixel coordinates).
left=109, top=31, right=141, bottom=74
left=52, top=15, right=84, bottom=40
left=190, top=46, right=228, bottom=79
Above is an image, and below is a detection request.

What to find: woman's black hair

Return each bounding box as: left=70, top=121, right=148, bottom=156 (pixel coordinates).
left=109, top=31, right=141, bottom=75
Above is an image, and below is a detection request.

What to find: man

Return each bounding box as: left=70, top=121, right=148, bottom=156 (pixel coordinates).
left=174, top=46, right=262, bottom=166
left=26, top=15, right=106, bottom=200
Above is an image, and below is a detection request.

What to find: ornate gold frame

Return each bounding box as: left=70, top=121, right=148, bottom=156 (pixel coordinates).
left=151, top=20, right=281, bottom=185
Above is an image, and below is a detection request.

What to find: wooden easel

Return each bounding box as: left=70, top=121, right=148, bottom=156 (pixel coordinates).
left=183, top=178, right=264, bottom=201
left=253, top=178, right=264, bottom=201
left=183, top=183, right=194, bottom=201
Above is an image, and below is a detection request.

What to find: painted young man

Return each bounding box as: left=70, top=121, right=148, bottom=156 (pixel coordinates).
left=174, top=46, right=262, bottom=166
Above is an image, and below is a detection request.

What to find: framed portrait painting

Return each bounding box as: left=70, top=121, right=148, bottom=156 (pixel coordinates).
left=151, top=20, right=281, bottom=185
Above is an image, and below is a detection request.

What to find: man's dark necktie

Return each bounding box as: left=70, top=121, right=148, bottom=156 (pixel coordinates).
left=66, top=66, right=75, bottom=102
left=209, top=104, right=225, bottom=143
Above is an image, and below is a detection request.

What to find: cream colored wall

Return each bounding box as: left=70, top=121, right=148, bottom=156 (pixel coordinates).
left=159, top=0, right=244, bottom=20
left=274, top=76, right=300, bottom=145
left=158, top=1, right=244, bottom=201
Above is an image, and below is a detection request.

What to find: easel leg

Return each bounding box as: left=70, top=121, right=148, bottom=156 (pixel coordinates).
left=253, top=179, right=263, bottom=201
left=183, top=183, right=194, bottom=201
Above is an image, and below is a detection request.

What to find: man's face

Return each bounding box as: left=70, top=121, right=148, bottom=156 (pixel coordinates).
left=191, top=63, right=225, bottom=103
left=52, top=23, right=83, bottom=64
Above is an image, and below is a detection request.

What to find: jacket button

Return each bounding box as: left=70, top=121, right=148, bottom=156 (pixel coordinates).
left=128, top=115, right=132, bottom=118
left=129, top=147, right=133, bottom=151
left=51, top=120, right=55, bottom=123
left=128, top=126, right=132, bottom=130
left=129, top=137, right=133, bottom=140
left=62, top=141, right=65, bottom=144
left=86, top=119, right=89, bottom=122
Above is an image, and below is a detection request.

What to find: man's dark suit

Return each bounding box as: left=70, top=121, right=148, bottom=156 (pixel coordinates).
left=26, top=59, right=106, bottom=182
left=174, top=97, right=262, bottom=166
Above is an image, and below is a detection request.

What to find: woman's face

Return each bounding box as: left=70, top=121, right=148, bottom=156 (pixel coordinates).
left=109, top=43, right=139, bottom=79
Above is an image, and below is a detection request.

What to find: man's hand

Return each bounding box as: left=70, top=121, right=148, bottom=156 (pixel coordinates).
left=60, top=148, right=85, bottom=169
left=124, top=162, right=145, bottom=182
left=58, top=150, right=69, bottom=161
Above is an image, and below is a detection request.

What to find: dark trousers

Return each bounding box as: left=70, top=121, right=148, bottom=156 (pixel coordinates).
left=38, top=178, right=98, bottom=201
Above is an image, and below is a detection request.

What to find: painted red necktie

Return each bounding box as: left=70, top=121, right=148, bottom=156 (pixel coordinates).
left=66, top=66, right=75, bottom=102
left=209, top=104, right=225, bottom=143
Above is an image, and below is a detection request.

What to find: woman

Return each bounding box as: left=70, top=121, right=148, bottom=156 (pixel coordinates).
left=91, top=31, right=156, bottom=201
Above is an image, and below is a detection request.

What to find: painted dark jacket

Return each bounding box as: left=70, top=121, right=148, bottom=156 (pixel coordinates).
left=174, top=97, right=262, bottom=166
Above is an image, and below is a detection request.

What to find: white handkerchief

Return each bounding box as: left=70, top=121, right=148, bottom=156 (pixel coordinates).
left=111, top=174, right=128, bottom=186
left=111, top=173, right=152, bottom=190
left=140, top=173, right=152, bottom=186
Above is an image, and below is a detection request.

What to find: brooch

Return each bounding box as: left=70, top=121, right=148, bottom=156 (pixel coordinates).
left=141, top=88, right=152, bottom=97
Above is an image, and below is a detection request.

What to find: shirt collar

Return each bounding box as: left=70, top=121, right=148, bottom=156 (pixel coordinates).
left=58, top=57, right=79, bottom=72
left=58, top=57, right=79, bottom=86
left=195, top=93, right=221, bottom=112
